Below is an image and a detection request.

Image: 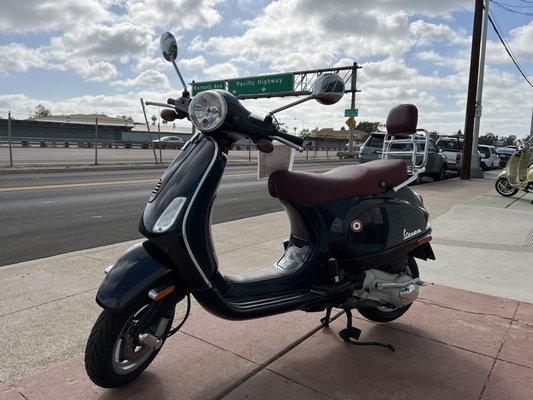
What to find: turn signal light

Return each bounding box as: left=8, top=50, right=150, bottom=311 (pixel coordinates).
left=414, top=192, right=424, bottom=206
left=148, top=285, right=176, bottom=301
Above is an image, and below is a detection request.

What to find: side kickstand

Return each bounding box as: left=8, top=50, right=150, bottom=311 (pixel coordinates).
left=320, top=306, right=333, bottom=327
left=339, top=309, right=395, bottom=352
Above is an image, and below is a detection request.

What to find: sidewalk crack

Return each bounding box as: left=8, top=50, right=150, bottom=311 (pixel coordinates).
left=0, top=287, right=98, bottom=318
left=212, top=311, right=343, bottom=400
left=477, top=301, right=520, bottom=400
left=416, top=298, right=533, bottom=329
left=266, top=369, right=339, bottom=400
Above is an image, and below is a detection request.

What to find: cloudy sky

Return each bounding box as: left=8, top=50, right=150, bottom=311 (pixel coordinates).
left=0, top=0, right=532, bottom=137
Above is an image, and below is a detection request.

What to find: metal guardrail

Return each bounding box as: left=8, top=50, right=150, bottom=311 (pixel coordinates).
left=0, top=111, right=357, bottom=167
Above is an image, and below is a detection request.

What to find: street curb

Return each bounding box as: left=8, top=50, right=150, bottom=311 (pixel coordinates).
left=0, top=159, right=349, bottom=175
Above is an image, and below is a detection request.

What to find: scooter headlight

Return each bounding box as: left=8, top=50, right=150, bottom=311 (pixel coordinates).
left=189, top=90, right=227, bottom=132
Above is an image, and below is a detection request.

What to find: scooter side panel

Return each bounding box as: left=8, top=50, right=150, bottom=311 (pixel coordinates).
left=322, top=189, right=429, bottom=263
left=139, top=135, right=223, bottom=290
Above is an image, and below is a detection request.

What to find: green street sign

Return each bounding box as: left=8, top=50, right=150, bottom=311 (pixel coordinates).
left=192, top=80, right=225, bottom=96
left=228, top=73, right=294, bottom=96
left=345, top=108, right=358, bottom=117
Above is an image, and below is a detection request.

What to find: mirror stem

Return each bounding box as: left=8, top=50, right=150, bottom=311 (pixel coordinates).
left=171, top=59, right=188, bottom=94
left=267, top=95, right=314, bottom=117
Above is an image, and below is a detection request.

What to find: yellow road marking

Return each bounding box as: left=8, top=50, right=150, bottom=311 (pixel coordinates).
left=0, top=166, right=335, bottom=193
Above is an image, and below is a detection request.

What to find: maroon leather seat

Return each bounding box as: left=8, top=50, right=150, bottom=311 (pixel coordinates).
left=268, top=159, right=407, bottom=204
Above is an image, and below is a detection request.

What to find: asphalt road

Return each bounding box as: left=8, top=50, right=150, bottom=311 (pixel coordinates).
left=0, top=161, right=351, bottom=266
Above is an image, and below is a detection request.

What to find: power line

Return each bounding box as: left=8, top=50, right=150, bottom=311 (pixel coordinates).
left=487, top=7, right=533, bottom=87
left=492, top=1, right=533, bottom=15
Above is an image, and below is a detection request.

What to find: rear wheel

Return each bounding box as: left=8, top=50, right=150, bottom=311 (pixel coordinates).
left=85, top=302, right=175, bottom=388
left=356, top=257, right=419, bottom=323
left=495, top=177, right=518, bottom=197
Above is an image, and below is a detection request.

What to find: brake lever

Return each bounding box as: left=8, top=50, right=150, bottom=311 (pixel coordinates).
left=270, top=135, right=304, bottom=152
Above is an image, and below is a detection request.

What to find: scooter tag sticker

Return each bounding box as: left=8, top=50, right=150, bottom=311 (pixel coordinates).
left=350, top=219, right=363, bottom=233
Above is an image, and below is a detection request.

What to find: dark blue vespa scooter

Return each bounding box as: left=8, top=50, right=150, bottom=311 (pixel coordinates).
left=85, top=32, right=435, bottom=388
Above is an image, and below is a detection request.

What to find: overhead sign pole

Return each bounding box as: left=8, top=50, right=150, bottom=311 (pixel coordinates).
left=190, top=64, right=361, bottom=141
left=191, top=65, right=361, bottom=100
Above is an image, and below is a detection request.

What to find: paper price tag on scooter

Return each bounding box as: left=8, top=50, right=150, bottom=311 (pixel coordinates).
left=257, top=140, right=295, bottom=180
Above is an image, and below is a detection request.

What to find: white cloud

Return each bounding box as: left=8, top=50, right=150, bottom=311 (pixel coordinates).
left=190, top=0, right=414, bottom=71
left=181, top=56, right=207, bottom=70
left=125, top=0, right=223, bottom=30
left=0, top=0, right=112, bottom=32
left=65, top=59, right=118, bottom=82
left=49, top=22, right=155, bottom=61
left=203, top=62, right=239, bottom=79
left=0, top=43, right=50, bottom=73
left=507, top=21, right=533, bottom=62
left=409, top=20, right=468, bottom=46
left=111, top=69, right=169, bottom=88
left=416, top=50, right=445, bottom=64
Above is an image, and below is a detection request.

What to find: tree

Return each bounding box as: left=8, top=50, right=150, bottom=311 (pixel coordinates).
left=478, top=132, right=499, bottom=145
left=356, top=121, right=381, bottom=134
left=504, top=135, right=517, bottom=146
left=428, top=130, right=439, bottom=142
left=276, top=122, right=288, bottom=134
left=116, top=115, right=134, bottom=123
left=456, top=129, right=463, bottom=136
left=31, top=104, right=51, bottom=118
left=299, top=128, right=311, bottom=138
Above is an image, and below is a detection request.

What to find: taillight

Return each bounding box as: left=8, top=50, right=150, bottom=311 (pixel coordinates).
left=414, top=191, right=424, bottom=206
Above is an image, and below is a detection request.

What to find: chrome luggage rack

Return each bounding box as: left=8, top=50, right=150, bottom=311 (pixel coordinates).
left=381, top=129, right=430, bottom=191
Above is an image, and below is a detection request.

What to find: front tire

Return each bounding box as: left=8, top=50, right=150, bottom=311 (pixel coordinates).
left=85, top=304, right=173, bottom=388
left=356, top=257, right=419, bottom=323
left=495, top=177, right=518, bottom=197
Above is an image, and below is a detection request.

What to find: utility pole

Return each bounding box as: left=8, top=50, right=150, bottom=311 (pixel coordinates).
left=348, top=62, right=357, bottom=152
left=94, top=118, right=98, bottom=165
left=461, top=0, right=484, bottom=180
left=530, top=107, right=533, bottom=138
left=471, top=0, right=489, bottom=178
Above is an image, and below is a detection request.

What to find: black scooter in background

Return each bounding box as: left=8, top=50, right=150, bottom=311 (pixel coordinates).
left=85, top=32, right=435, bottom=388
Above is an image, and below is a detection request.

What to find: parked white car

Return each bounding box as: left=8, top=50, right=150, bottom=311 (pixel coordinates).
left=436, top=136, right=463, bottom=171
left=152, top=136, right=184, bottom=149
left=478, top=145, right=500, bottom=170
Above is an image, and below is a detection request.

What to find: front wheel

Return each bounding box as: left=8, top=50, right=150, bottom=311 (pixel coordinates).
left=85, top=302, right=175, bottom=388
left=356, top=257, right=419, bottom=323
left=495, top=177, right=518, bottom=197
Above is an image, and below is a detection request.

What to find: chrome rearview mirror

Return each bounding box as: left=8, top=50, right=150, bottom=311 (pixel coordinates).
left=312, top=73, right=345, bottom=105
left=160, top=32, right=178, bottom=62
left=267, top=73, right=345, bottom=119
left=159, top=32, right=188, bottom=94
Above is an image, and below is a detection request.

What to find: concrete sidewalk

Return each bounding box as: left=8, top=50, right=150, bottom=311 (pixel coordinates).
left=1, top=175, right=532, bottom=399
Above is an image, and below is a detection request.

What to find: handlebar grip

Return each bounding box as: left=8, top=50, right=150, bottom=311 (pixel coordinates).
left=274, top=131, right=304, bottom=147
left=167, top=98, right=176, bottom=105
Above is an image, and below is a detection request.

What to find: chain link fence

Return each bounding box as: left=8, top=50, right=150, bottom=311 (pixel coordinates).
left=0, top=110, right=352, bottom=168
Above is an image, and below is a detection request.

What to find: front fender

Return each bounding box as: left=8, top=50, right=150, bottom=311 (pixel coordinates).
left=497, top=170, right=507, bottom=179
left=96, top=241, right=180, bottom=313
